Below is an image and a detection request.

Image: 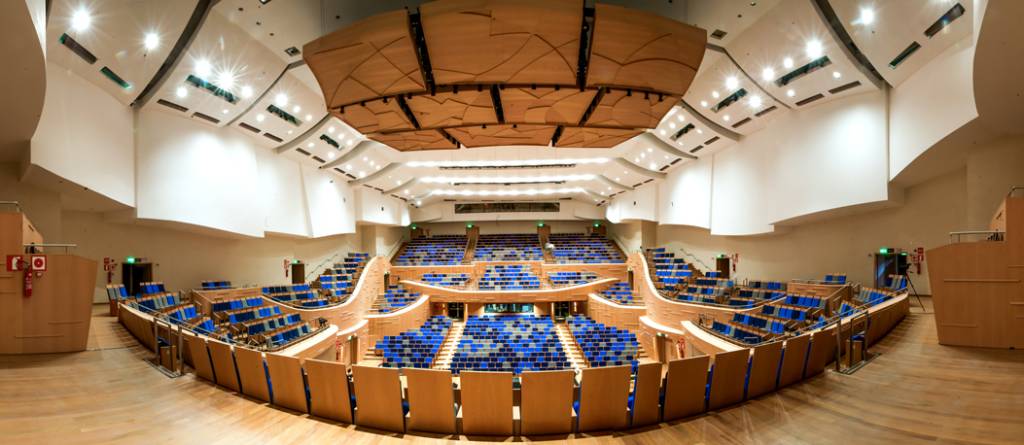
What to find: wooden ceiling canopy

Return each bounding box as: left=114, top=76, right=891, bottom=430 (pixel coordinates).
left=303, top=0, right=706, bottom=151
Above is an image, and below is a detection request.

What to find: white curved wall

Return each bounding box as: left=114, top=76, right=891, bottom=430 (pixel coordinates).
left=657, top=156, right=712, bottom=229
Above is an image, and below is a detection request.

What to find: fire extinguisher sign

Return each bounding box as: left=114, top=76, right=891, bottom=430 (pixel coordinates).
left=6, top=255, right=24, bottom=271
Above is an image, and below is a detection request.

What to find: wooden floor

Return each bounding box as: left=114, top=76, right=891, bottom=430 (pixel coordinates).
left=1, top=301, right=1022, bottom=444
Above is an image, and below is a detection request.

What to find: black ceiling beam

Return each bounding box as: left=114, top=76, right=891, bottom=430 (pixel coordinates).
left=407, top=10, right=436, bottom=95
left=576, top=6, right=596, bottom=89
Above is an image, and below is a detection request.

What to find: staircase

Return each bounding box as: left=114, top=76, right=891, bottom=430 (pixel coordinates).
left=432, top=321, right=465, bottom=370
left=554, top=323, right=587, bottom=370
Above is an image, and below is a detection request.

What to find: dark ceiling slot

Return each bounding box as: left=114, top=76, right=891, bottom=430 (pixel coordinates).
left=284, top=46, right=300, bottom=57
left=776, top=56, right=831, bottom=86
left=489, top=85, right=505, bottom=123
left=828, top=81, right=862, bottom=95
left=577, top=87, right=606, bottom=125
left=100, top=67, right=132, bottom=90
left=632, top=182, right=643, bottom=188
left=550, top=125, right=565, bottom=146
left=689, top=145, right=704, bottom=154
left=439, top=163, right=577, bottom=170
left=312, top=156, right=326, bottom=163
left=192, top=112, right=220, bottom=124
left=659, top=165, right=670, bottom=172
left=730, top=117, right=752, bottom=128
left=263, top=133, right=284, bottom=143
left=925, top=3, right=966, bottom=38
left=266, top=104, right=301, bottom=126
left=333, top=168, right=344, bottom=173
left=407, top=12, right=436, bottom=93
left=156, top=99, right=188, bottom=112
left=671, top=123, right=695, bottom=140
left=889, top=42, right=921, bottom=69
left=643, top=179, right=654, bottom=184
left=395, top=95, right=421, bottom=129
left=296, top=148, right=312, bottom=156
left=711, top=88, right=747, bottom=113
left=320, top=134, right=340, bottom=148
left=754, top=105, right=777, bottom=117
left=710, top=29, right=727, bottom=40
left=345, top=174, right=357, bottom=180
left=796, top=93, right=825, bottom=106
left=238, top=122, right=261, bottom=133
left=704, top=136, right=720, bottom=145
left=670, top=158, right=682, bottom=165
left=58, top=33, right=97, bottom=64
left=185, top=74, right=239, bottom=104
left=576, top=6, right=596, bottom=89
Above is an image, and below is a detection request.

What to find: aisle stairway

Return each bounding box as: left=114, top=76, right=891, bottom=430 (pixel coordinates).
left=432, top=321, right=465, bottom=370
left=554, top=323, right=587, bottom=370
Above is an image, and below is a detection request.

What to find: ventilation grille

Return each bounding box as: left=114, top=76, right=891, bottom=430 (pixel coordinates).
left=192, top=112, right=221, bottom=124
left=754, top=105, right=777, bottom=117
left=185, top=75, right=238, bottom=104
left=777, top=56, right=831, bottom=86
left=828, top=81, right=861, bottom=95
left=925, top=3, right=966, bottom=38
left=58, top=34, right=97, bottom=64
left=156, top=99, right=188, bottom=113
left=796, top=93, right=825, bottom=106
left=263, top=133, right=283, bottom=143
left=100, top=67, right=132, bottom=90
left=730, top=117, right=752, bottom=128
left=889, top=42, right=921, bottom=69
left=711, top=89, right=747, bottom=113
left=238, top=122, right=261, bottom=133
left=710, top=29, right=727, bottom=40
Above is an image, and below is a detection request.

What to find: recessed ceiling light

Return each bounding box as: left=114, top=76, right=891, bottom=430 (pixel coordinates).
left=175, top=86, right=188, bottom=98
left=287, top=130, right=293, bottom=135
left=783, top=57, right=794, bottom=69
left=216, top=71, right=235, bottom=90
left=345, top=164, right=352, bottom=170
left=659, top=129, right=667, bottom=136
left=649, top=162, right=657, bottom=169
left=292, top=105, right=301, bottom=113
left=307, top=142, right=314, bottom=148
left=696, top=129, right=703, bottom=134
left=640, top=152, right=646, bottom=159
left=832, top=71, right=842, bottom=79
left=786, top=89, right=796, bottom=97
left=221, top=109, right=229, bottom=114
left=328, top=152, right=335, bottom=159
left=725, top=76, right=739, bottom=90
left=328, top=126, right=335, bottom=134
left=676, top=114, right=685, bottom=122
left=195, top=59, right=212, bottom=77
left=274, top=93, right=288, bottom=107
left=396, top=180, right=402, bottom=185
left=376, top=165, right=382, bottom=170
left=647, top=147, right=653, bottom=153
left=362, top=156, right=368, bottom=161
left=700, top=100, right=708, bottom=107
left=143, top=32, right=159, bottom=51
left=633, top=157, right=639, bottom=163
left=761, top=67, right=775, bottom=82
left=669, top=122, right=676, bottom=129
left=711, top=91, right=720, bottom=99
left=71, top=8, right=91, bottom=32
left=723, top=115, right=731, bottom=122
left=416, top=200, right=422, bottom=206
left=358, top=171, right=366, bottom=178
left=256, top=113, right=265, bottom=122
left=805, top=40, right=823, bottom=59
left=305, top=114, right=312, bottom=121
left=748, top=95, right=763, bottom=108
left=347, top=140, right=355, bottom=146
left=664, top=154, right=670, bottom=159
left=240, top=85, right=253, bottom=99
left=859, top=7, right=875, bottom=25
left=615, top=177, right=620, bottom=181
left=404, top=189, right=410, bottom=194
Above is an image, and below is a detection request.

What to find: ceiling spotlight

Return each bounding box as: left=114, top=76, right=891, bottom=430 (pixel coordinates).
left=328, top=152, right=335, bottom=159
left=649, top=162, right=657, bottom=169
left=240, top=85, right=253, bottom=99
left=647, top=147, right=653, bottom=153
left=805, top=40, right=823, bottom=59
left=633, top=157, right=640, bottom=163
left=71, top=8, right=92, bottom=32
left=362, top=156, right=368, bottom=162
left=307, top=142, right=314, bottom=148
left=376, top=165, right=382, bottom=170
left=640, top=152, right=646, bottom=159
left=305, top=114, right=312, bottom=121
left=292, top=105, right=301, bottom=113
left=696, top=129, right=703, bottom=134
left=832, top=71, right=842, bottom=79
left=786, top=89, right=796, bottom=98
left=143, top=32, right=159, bottom=51
left=669, top=122, right=677, bottom=129
left=725, top=76, right=739, bottom=90
left=175, top=86, right=188, bottom=98
left=347, top=140, right=355, bottom=146
left=859, top=7, right=876, bottom=25
left=195, top=59, right=212, bottom=77
left=723, top=115, right=731, bottom=122
left=221, top=109, right=229, bottom=114
left=615, top=177, right=620, bottom=181
left=748, top=95, right=763, bottom=108
left=783, top=57, right=794, bottom=69
left=711, top=91, right=720, bottom=99
left=358, top=171, right=366, bottom=178
left=274, top=93, right=288, bottom=107
left=345, top=164, right=352, bottom=170
left=761, top=67, right=775, bottom=82
left=676, top=114, right=685, bottom=122
left=700, top=100, right=708, bottom=107
left=256, top=114, right=265, bottom=122
left=659, top=129, right=667, bottom=136
left=328, top=126, right=335, bottom=134
left=216, top=71, right=235, bottom=90
left=416, top=200, right=422, bottom=206
left=396, top=180, right=402, bottom=185
left=287, top=130, right=293, bottom=135
left=404, top=189, right=410, bottom=194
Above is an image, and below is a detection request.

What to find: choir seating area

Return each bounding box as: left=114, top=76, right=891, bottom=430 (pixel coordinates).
left=313, top=252, right=370, bottom=302
left=598, top=281, right=640, bottom=305
left=132, top=293, right=212, bottom=334
left=646, top=248, right=696, bottom=294
left=200, top=280, right=232, bottom=290
left=477, top=264, right=542, bottom=290
left=824, top=273, right=848, bottom=284
left=371, top=284, right=422, bottom=314
left=474, top=233, right=543, bottom=261
left=420, top=273, right=471, bottom=288
left=375, top=316, right=451, bottom=369
left=548, top=271, right=598, bottom=287
left=209, top=297, right=317, bottom=348
left=393, top=235, right=467, bottom=265
left=567, top=316, right=640, bottom=369
left=263, top=283, right=330, bottom=308
left=548, top=233, right=625, bottom=263
left=450, top=315, right=568, bottom=374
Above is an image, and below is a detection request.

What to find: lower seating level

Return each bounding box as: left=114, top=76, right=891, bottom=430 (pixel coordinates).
left=599, top=281, right=640, bottom=305
left=567, top=316, right=639, bottom=369
left=376, top=316, right=451, bottom=369
left=450, top=315, right=568, bottom=374
left=548, top=271, right=597, bottom=287
left=371, top=284, right=421, bottom=314
left=477, top=265, right=541, bottom=290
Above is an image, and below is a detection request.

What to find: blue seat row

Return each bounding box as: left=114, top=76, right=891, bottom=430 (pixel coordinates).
left=474, top=234, right=543, bottom=261
left=377, top=316, right=452, bottom=368
left=600, top=281, right=637, bottom=305
left=394, top=235, right=467, bottom=265
left=548, top=271, right=597, bottom=287
left=548, top=233, right=624, bottom=264
left=201, top=280, right=232, bottom=290
left=451, top=315, right=568, bottom=374
left=567, top=316, right=639, bottom=369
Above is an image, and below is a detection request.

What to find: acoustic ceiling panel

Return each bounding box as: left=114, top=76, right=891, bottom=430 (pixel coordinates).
left=499, top=87, right=595, bottom=125
left=335, top=98, right=415, bottom=134
left=369, top=130, right=457, bottom=151
left=555, top=127, right=642, bottom=148
left=420, top=0, right=582, bottom=85
left=446, top=124, right=556, bottom=147
left=303, top=10, right=426, bottom=109
left=405, top=88, right=498, bottom=129
left=587, top=3, right=706, bottom=95
left=584, top=89, right=675, bottom=129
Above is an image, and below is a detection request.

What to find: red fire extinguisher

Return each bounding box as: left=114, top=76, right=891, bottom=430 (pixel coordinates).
left=23, top=269, right=32, bottom=298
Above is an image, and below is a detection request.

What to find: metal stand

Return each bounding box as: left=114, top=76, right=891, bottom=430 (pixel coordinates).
left=904, top=273, right=928, bottom=313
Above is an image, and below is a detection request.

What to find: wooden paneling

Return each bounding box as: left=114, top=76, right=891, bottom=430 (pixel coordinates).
left=804, top=327, right=837, bottom=378
left=406, top=89, right=498, bottom=129
left=459, top=371, right=514, bottom=436
left=368, top=129, right=458, bottom=151
left=207, top=340, right=240, bottom=392
left=401, top=277, right=619, bottom=304
left=746, top=341, right=783, bottom=399
left=352, top=365, right=405, bottom=433
left=446, top=124, right=556, bottom=148
left=404, top=368, right=457, bottom=434
left=265, top=353, right=307, bottom=413
left=631, top=362, right=663, bottom=427
left=708, top=349, right=750, bottom=410
left=659, top=356, right=708, bottom=421
left=555, top=127, right=642, bottom=148
left=578, top=365, right=631, bottom=432
left=118, top=304, right=155, bottom=351
left=519, top=370, right=575, bottom=435
left=778, top=334, right=810, bottom=388
left=587, top=4, right=705, bottom=95
left=499, top=87, right=595, bottom=125
left=420, top=0, right=582, bottom=85
left=184, top=332, right=214, bottom=382
left=334, top=98, right=414, bottom=134
left=304, top=359, right=352, bottom=423
left=303, top=10, right=425, bottom=108
left=586, top=294, right=643, bottom=332
left=234, top=347, right=271, bottom=402
left=366, top=296, right=431, bottom=354
left=584, top=89, right=676, bottom=129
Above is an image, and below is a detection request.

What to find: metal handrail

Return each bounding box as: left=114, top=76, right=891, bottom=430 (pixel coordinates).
left=949, top=230, right=1004, bottom=243
left=0, top=201, right=22, bottom=212
left=304, top=251, right=348, bottom=282
left=1006, top=185, right=1024, bottom=197
left=23, top=243, right=77, bottom=253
